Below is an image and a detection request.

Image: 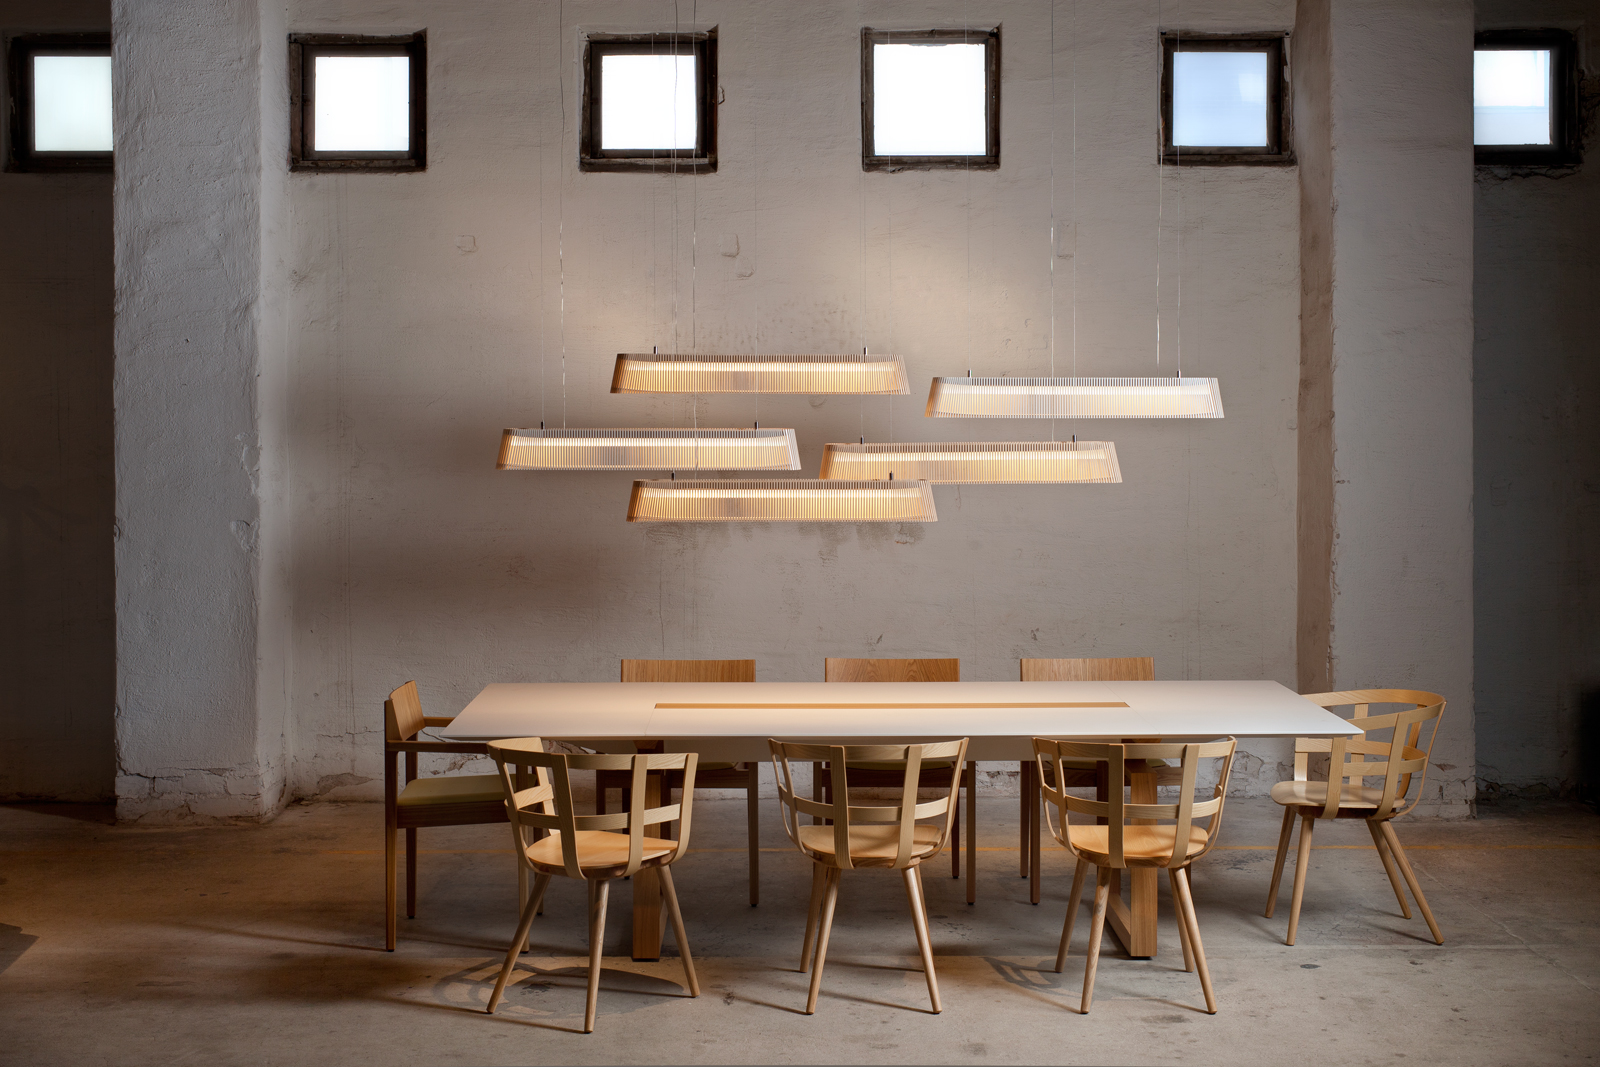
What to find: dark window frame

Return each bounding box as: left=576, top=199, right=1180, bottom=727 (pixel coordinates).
left=288, top=32, right=426, bottom=172
left=1474, top=29, right=1580, bottom=167
left=5, top=32, right=113, bottom=173
left=861, top=27, right=1000, bottom=171
left=580, top=30, right=717, bottom=173
left=1159, top=31, right=1293, bottom=166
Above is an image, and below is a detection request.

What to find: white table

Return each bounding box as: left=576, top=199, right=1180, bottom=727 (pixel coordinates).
left=445, top=680, right=1356, bottom=959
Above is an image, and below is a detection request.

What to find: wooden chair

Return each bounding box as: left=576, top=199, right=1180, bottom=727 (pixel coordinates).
left=1018, top=658, right=1158, bottom=905
left=384, top=680, right=513, bottom=951
left=485, top=739, right=701, bottom=1033
left=1264, top=689, right=1446, bottom=946
left=595, top=659, right=762, bottom=905
left=822, top=658, right=975, bottom=902
left=1035, top=736, right=1237, bottom=1014
left=770, top=737, right=969, bottom=1015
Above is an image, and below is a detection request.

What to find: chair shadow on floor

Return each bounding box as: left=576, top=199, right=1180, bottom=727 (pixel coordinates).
left=983, top=956, right=1214, bottom=1016
left=422, top=959, right=691, bottom=1032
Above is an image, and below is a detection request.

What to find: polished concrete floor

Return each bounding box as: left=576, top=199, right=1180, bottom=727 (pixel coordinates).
left=2, top=794, right=1597, bottom=1066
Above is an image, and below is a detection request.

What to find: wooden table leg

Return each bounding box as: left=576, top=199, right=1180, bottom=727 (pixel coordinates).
left=631, top=772, right=666, bottom=961
left=1019, top=761, right=1032, bottom=879
left=965, top=761, right=977, bottom=905
left=1105, top=765, right=1159, bottom=958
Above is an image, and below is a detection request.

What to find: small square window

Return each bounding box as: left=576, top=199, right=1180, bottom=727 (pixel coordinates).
left=861, top=28, right=999, bottom=170
left=5, top=33, right=113, bottom=172
left=1474, top=30, right=1578, bottom=167
left=289, top=33, right=425, bottom=172
left=1159, top=32, right=1292, bottom=166
left=581, top=32, right=716, bottom=173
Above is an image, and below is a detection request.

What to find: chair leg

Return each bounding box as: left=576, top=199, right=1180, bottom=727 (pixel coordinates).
left=1169, top=868, right=1195, bottom=973
left=1172, top=866, right=1217, bottom=1014
left=965, top=762, right=978, bottom=905
left=805, top=867, right=841, bottom=1015
left=405, top=827, right=418, bottom=919
left=1378, top=820, right=1443, bottom=944
left=517, top=865, right=531, bottom=952
left=658, top=865, right=700, bottom=997
left=747, top=763, right=761, bottom=907
left=800, top=862, right=825, bottom=972
left=486, top=873, right=548, bottom=1015
left=1285, top=813, right=1316, bottom=946
left=1264, top=804, right=1296, bottom=918
left=1080, top=866, right=1112, bottom=1014
left=584, top=878, right=611, bottom=1033
left=384, top=818, right=398, bottom=951
left=1367, top=818, right=1413, bottom=919
left=1055, top=855, right=1089, bottom=973
left=902, top=865, right=942, bottom=1013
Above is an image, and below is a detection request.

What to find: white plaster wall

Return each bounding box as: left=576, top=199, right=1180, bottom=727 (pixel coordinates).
left=281, top=0, right=1302, bottom=801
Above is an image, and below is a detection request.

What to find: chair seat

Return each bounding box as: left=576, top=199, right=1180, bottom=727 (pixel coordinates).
left=1065, top=824, right=1210, bottom=867
left=396, top=773, right=505, bottom=807
left=798, top=823, right=944, bottom=867
left=1270, top=779, right=1387, bottom=813
left=525, top=829, right=678, bottom=874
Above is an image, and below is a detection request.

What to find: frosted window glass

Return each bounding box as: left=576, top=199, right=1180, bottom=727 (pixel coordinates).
left=1474, top=49, right=1551, bottom=145
left=1171, top=51, right=1269, bottom=147
left=314, top=55, right=411, bottom=151
left=873, top=42, right=987, bottom=156
left=32, top=55, right=113, bottom=152
left=601, top=54, right=697, bottom=150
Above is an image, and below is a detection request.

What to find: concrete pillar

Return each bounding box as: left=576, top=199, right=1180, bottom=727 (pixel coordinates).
left=1296, top=0, right=1477, bottom=814
left=112, top=0, right=288, bottom=821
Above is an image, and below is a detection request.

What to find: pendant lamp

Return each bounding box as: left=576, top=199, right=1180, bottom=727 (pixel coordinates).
left=819, top=440, right=1121, bottom=484
left=612, top=353, right=910, bottom=395
left=497, top=427, right=800, bottom=471
left=626, top=478, right=937, bottom=522
left=925, top=376, right=1224, bottom=419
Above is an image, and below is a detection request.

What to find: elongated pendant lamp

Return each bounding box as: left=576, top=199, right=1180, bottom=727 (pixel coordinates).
left=626, top=478, right=937, bottom=522
left=497, top=427, right=800, bottom=471
left=818, top=440, right=1121, bottom=484
left=612, top=353, right=910, bottom=395
left=925, top=376, right=1224, bottom=419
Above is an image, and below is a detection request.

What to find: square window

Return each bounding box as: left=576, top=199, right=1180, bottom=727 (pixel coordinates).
left=1474, top=30, right=1577, bottom=166
left=5, top=33, right=113, bottom=172
left=289, top=33, right=425, bottom=172
left=581, top=32, right=716, bottom=173
left=862, top=28, right=999, bottom=170
left=1160, top=32, right=1291, bottom=166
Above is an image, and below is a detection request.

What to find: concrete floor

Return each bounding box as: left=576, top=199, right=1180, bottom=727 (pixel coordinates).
left=2, top=794, right=1597, bottom=1066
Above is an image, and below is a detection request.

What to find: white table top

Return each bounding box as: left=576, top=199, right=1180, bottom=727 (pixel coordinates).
left=442, top=680, right=1357, bottom=762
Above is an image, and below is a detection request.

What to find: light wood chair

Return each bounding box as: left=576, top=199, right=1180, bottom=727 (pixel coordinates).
left=770, top=737, right=969, bottom=1015
left=596, top=659, right=762, bottom=905
left=1264, top=689, right=1446, bottom=946
left=1018, top=658, right=1158, bottom=905
left=1035, top=736, right=1237, bottom=1014
left=822, top=658, right=975, bottom=902
left=485, top=739, right=701, bottom=1033
left=384, top=680, right=513, bottom=951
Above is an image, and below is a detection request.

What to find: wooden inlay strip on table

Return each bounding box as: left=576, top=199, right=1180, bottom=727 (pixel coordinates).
left=653, top=701, right=1131, bottom=709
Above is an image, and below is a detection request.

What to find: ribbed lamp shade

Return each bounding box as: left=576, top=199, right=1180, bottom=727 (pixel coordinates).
left=626, top=479, right=937, bottom=522
left=818, top=440, right=1122, bottom=484
left=925, top=377, right=1224, bottom=418
left=612, top=353, right=910, bottom=395
left=497, top=427, right=801, bottom=471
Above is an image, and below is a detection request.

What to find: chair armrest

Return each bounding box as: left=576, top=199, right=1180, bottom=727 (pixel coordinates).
left=386, top=741, right=489, bottom=755
left=422, top=716, right=456, bottom=727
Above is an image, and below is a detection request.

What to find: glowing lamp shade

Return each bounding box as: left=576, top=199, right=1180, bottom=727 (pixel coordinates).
left=926, top=377, right=1224, bottom=419
left=612, top=353, right=910, bottom=395
left=626, top=479, right=937, bottom=522
left=497, top=427, right=800, bottom=471
left=819, top=440, right=1122, bottom=484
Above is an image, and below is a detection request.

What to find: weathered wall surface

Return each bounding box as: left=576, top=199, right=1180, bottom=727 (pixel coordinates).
left=1473, top=0, right=1600, bottom=799
left=0, top=0, right=115, bottom=802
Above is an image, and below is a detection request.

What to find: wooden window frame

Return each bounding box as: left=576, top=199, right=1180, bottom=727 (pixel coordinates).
left=861, top=27, right=1000, bottom=171
left=1474, top=29, right=1580, bottom=168
left=580, top=31, right=717, bottom=173
left=1159, top=31, right=1293, bottom=167
left=5, top=33, right=113, bottom=173
left=288, top=32, right=426, bottom=173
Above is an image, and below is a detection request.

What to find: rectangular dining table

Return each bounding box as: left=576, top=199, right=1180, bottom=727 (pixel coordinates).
left=443, top=679, right=1358, bottom=961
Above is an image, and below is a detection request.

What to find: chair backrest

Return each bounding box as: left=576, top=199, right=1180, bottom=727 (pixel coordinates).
left=621, top=659, right=756, bottom=682
left=489, top=737, right=698, bottom=880
left=1294, top=690, right=1446, bottom=820
left=1033, top=737, right=1236, bottom=869
left=824, top=658, right=959, bottom=683
left=385, top=681, right=425, bottom=742
left=1020, top=657, right=1154, bottom=682
left=768, top=739, right=968, bottom=870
